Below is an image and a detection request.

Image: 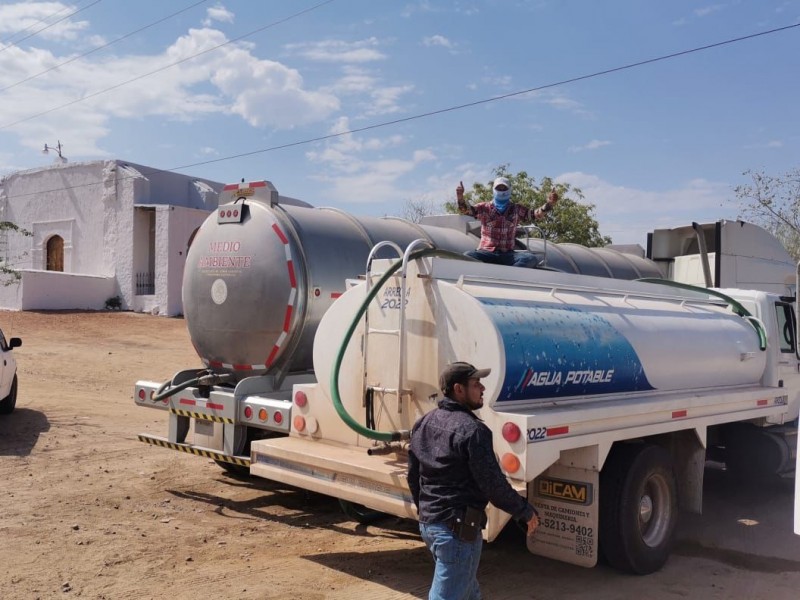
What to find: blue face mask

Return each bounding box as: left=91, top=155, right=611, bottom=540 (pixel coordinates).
left=493, top=189, right=511, bottom=212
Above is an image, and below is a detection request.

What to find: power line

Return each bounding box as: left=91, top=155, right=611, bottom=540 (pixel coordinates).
left=0, top=0, right=103, bottom=55
left=3, top=20, right=799, bottom=201
left=0, top=0, right=82, bottom=47
left=0, top=0, right=336, bottom=132
left=0, top=0, right=211, bottom=94
left=168, top=21, right=800, bottom=171
left=0, top=1, right=73, bottom=47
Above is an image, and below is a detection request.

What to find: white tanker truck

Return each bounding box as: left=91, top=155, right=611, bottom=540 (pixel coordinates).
left=135, top=180, right=799, bottom=573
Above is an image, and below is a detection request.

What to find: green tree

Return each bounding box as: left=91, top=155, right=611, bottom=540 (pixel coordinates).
left=0, top=221, right=32, bottom=285
left=445, top=165, right=611, bottom=246
left=734, top=167, right=800, bottom=261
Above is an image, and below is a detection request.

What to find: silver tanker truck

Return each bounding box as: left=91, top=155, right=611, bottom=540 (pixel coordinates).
left=135, top=180, right=660, bottom=470
left=134, top=180, right=799, bottom=572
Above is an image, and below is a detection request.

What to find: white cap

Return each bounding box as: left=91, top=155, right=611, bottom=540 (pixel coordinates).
left=493, top=177, right=510, bottom=190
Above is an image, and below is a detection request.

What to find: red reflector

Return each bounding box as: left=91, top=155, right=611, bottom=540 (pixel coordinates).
left=547, top=426, right=569, bottom=437
left=138, top=389, right=145, bottom=400
left=274, top=412, right=283, bottom=424
left=233, top=210, right=239, bottom=217
left=672, top=410, right=687, bottom=419
left=294, top=391, right=308, bottom=408
left=757, top=399, right=768, bottom=406
left=219, top=210, right=224, bottom=217
left=502, top=422, right=521, bottom=443
left=243, top=406, right=253, bottom=419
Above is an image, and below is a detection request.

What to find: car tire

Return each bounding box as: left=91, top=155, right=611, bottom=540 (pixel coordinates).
left=0, top=374, right=18, bottom=415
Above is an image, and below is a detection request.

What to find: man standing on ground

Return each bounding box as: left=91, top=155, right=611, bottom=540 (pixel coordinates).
left=457, top=177, right=558, bottom=267
left=408, top=362, right=539, bottom=600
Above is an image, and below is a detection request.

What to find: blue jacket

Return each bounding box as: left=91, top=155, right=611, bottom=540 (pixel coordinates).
left=407, top=398, right=535, bottom=525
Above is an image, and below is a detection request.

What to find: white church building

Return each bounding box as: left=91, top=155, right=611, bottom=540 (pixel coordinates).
left=0, top=160, right=223, bottom=316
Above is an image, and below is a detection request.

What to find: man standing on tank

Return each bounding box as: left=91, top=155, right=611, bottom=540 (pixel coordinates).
left=408, top=362, right=539, bottom=600
left=457, top=177, right=558, bottom=267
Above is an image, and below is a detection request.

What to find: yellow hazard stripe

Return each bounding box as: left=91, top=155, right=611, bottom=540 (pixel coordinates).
left=168, top=408, right=234, bottom=424
left=137, top=435, right=250, bottom=467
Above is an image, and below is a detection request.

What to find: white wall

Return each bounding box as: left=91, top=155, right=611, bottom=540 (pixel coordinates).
left=0, top=159, right=223, bottom=315
left=163, top=206, right=209, bottom=316
left=0, top=270, right=115, bottom=310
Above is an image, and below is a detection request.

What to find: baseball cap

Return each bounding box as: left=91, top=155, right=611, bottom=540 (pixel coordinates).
left=440, top=361, right=491, bottom=393
left=493, top=177, right=510, bottom=190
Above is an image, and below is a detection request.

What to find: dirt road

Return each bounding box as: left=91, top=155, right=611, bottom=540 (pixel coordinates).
left=1, top=311, right=799, bottom=599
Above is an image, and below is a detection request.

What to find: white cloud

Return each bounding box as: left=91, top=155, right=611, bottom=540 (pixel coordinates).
left=694, top=5, right=724, bottom=17
left=285, top=38, right=386, bottom=63
left=323, top=66, right=414, bottom=116
left=568, top=139, right=611, bottom=153
left=368, top=84, right=415, bottom=115
left=0, top=26, right=342, bottom=154
left=742, top=139, right=784, bottom=149
left=422, top=35, right=454, bottom=49
left=0, top=2, right=90, bottom=42
left=556, top=171, right=736, bottom=244
left=326, top=66, right=377, bottom=95
left=203, top=4, right=235, bottom=26
left=305, top=116, right=436, bottom=203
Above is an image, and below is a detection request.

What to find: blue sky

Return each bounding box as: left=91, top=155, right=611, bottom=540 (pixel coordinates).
left=0, top=0, right=798, bottom=245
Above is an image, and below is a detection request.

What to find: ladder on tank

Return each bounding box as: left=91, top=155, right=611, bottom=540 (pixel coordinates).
left=360, top=239, right=432, bottom=420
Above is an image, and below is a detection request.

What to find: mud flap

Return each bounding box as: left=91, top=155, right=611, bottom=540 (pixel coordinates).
left=528, top=464, right=599, bottom=567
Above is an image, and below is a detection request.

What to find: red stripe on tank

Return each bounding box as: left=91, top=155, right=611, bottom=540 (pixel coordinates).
left=272, top=223, right=289, bottom=244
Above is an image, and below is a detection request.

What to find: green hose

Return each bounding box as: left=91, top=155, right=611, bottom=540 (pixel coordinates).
left=330, top=248, right=467, bottom=442
left=636, top=278, right=767, bottom=351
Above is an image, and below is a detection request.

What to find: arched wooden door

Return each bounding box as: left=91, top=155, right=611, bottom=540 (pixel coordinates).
left=46, top=235, right=64, bottom=272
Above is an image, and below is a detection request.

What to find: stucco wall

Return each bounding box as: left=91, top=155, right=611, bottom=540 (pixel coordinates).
left=164, top=206, right=209, bottom=316
left=0, top=160, right=223, bottom=315
left=0, top=270, right=115, bottom=310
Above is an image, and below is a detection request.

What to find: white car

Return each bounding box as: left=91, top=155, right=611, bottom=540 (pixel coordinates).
left=0, top=330, right=21, bottom=414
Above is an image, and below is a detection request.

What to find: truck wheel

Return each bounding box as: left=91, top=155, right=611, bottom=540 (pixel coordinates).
left=214, top=459, right=250, bottom=476
left=338, top=499, right=386, bottom=524
left=723, top=423, right=791, bottom=481
left=215, top=429, right=283, bottom=476
left=0, top=375, right=18, bottom=415
left=599, top=443, right=678, bottom=574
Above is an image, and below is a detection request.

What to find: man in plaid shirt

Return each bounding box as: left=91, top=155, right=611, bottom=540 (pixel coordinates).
left=457, top=176, right=558, bottom=267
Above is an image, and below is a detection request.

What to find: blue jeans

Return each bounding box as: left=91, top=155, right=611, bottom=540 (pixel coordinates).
left=420, top=522, right=482, bottom=600
left=465, top=249, right=538, bottom=268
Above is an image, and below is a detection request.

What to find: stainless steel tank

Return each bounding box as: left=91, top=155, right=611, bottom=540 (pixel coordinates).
left=183, top=183, right=665, bottom=382
left=183, top=184, right=477, bottom=382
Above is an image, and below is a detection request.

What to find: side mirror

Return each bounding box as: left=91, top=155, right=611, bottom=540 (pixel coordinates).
left=9, top=337, right=21, bottom=349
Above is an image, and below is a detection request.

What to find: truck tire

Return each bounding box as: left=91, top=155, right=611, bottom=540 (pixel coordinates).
left=723, top=423, right=791, bottom=481
left=215, top=428, right=284, bottom=476
left=0, top=375, right=18, bottom=415
left=599, top=443, right=678, bottom=574
left=338, top=499, right=386, bottom=524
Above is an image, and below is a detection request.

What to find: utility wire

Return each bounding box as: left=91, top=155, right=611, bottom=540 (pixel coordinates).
left=0, top=1, right=75, bottom=47
left=0, top=0, right=211, bottom=94
left=0, top=0, right=336, bottom=132
left=0, top=0, right=103, bottom=55
left=4, top=20, right=799, bottom=201
left=169, top=21, right=800, bottom=171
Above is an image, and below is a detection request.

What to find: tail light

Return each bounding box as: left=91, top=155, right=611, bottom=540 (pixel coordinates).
left=502, top=422, right=521, bottom=443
